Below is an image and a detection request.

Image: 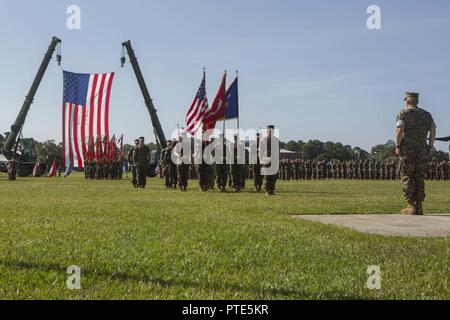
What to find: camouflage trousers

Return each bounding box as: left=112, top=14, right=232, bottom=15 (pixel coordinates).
left=230, top=164, right=243, bottom=191
left=177, top=163, right=189, bottom=188
left=198, top=163, right=209, bottom=191
left=136, top=165, right=148, bottom=188
left=253, top=164, right=262, bottom=189
left=129, top=165, right=137, bottom=187
left=216, top=164, right=228, bottom=190
left=399, top=145, right=429, bottom=203
left=264, top=174, right=277, bottom=194
left=169, top=163, right=177, bottom=188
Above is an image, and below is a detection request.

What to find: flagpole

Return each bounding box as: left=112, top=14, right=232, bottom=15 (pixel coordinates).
left=235, top=70, right=239, bottom=140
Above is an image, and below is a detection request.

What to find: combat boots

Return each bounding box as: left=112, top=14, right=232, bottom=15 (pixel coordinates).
left=416, top=202, right=424, bottom=215
left=401, top=200, right=417, bottom=215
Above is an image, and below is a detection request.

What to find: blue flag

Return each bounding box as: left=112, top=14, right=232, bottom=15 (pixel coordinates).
left=224, top=77, right=239, bottom=119
left=64, top=161, right=73, bottom=177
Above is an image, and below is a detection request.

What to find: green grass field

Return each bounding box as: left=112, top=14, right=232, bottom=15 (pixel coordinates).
left=0, top=173, right=448, bottom=299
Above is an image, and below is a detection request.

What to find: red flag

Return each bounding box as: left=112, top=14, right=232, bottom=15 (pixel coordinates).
left=48, top=160, right=57, bottom=177
left=32, top=160, right=41, bottom=177
left=203, top=71, right=227, bottom=132
left=109, top=135, right=116, bottom=160
left=95, top=136, right=103, bottom=160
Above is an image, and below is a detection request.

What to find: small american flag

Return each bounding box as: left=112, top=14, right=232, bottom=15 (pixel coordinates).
left=185, top=71, right=209, bottom=135
left=62, top=71, right=115, bottom=168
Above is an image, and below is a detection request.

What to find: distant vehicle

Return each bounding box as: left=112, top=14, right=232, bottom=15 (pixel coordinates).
left=148, top=149, right=161, bottom=177
left=0, top=154, right=8, bottom=173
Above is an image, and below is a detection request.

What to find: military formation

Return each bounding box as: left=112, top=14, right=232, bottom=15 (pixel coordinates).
left=83, top=136, right=125, bottom=180
left=157, top=125, right=279, bottom=195
left=278, top=159, right=449, bottom=181
left=84, top=157, right=124, bottom=180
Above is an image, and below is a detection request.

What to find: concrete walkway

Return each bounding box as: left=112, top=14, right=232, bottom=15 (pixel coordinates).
left=294, top=214, right=450, bottom=237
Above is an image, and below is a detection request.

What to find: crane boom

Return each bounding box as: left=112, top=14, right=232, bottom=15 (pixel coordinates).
left=2, top=36, right=61, bottom=158
left=122, top=40, right=167, bottom=148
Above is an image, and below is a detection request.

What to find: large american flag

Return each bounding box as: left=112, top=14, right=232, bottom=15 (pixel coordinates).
left=185, top=72, right=209, bottom=135
left=62, top=71, right=115, bottom=168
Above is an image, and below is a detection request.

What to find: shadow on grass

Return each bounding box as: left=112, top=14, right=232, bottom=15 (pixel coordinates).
left=0, top=259, right=364, bottom=299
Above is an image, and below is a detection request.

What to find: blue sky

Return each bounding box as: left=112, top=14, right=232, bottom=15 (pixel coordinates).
left=0, top=0, right=449, bottom=151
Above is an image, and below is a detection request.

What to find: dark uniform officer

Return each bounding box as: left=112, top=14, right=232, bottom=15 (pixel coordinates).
left=175, top=134, right=189, bottom=191
left=260, top=125, right=279, bottom=195
left=133, top=136, right=150, bottom=188
left=215, top=134, right=229, bottom=192
left=396, top=92, right=436, bottom=215
left=127, top=139, right=139, bottom=187
left=197, top=140, right=209, bottom=192
left=6, top=157, right=17, bottom=180
left=253, top=133, right=263, bottom=191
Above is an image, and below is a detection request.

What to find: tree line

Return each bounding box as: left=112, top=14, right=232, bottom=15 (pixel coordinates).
left=280, top=139, right=448, bottom=161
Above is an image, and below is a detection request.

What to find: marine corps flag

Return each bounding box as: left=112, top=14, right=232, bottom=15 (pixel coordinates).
left=203, top=71, right=227, bottom=132
left=224, top=76, right=239, bottom=120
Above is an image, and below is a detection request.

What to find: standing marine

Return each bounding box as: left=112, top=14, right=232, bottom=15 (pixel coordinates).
left=6, top=157, right=17, bottom=180
left=395, top=92, right=436, bottom=215
left=133, top=136, right=150, bottom=188
left=127, top=139, right=139, bottom=187
left=260, top=125, right=279, bottom=195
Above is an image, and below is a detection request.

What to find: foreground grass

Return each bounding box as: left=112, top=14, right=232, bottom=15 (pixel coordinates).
left=0, top=173, right=448, bottom=299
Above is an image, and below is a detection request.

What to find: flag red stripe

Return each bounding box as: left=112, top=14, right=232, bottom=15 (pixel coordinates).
left=68, top=103, right=74, bottom=165
left=104, top=73, right=114, bottom=137
left=97, top=74, right=106, bottom=137
left=81, top=102, right=87, bottom=158
left=72, top=105, right=82, bottom=168
left=89, top=74, right=99, bottom=139
left=62, top=100, right=66, bottom=167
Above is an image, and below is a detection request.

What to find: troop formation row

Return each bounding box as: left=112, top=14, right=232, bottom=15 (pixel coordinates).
left=83, top=158, right=124, bottom=180
left=129, top=127, right=279, bottom=194
left=278, top=159, right=450, bottom=181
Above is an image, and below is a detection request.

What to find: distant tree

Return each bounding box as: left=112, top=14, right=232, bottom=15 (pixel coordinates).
left=0, top=133, right=5, bottom=149
left=285, top=140, right=298, bottom=152
left=370, top=140, right=395, bottom=160
left=431, top=149, right=449, bottom=161
left=34, top=140, right=62, bottom=169
left=352, top=147, right=369, bottom=160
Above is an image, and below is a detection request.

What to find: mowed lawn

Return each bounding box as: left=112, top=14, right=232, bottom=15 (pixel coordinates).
left=0, top=173, right=448, bottom=299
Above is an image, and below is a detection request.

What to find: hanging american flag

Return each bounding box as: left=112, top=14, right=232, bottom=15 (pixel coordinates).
left=62, top=71, right=115, bottom=168
left=185, top=71, right=209, bottom=135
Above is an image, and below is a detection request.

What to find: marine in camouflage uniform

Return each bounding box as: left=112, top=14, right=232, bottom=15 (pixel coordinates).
left=260, top=125, right=279, bottom=195
left=127, top=139, right=139, bottom=187
left=162, top=140, right=173, bottom=188
left=216, top=134, right=229, bottom=192
left=396, top=92, right=436, bottom=215
left=6, top=158, right=17, bottom=181
left=197, top=140, right=209, bottom=192
left=133, top=136, right=150, bottom=189
left=230, top=135, right=244, bottom=192
left=174, top=135, right=189, bottom=191
left=167, top=141, right=178, bottom=188
left=252, top=133, right=263, bottom=191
